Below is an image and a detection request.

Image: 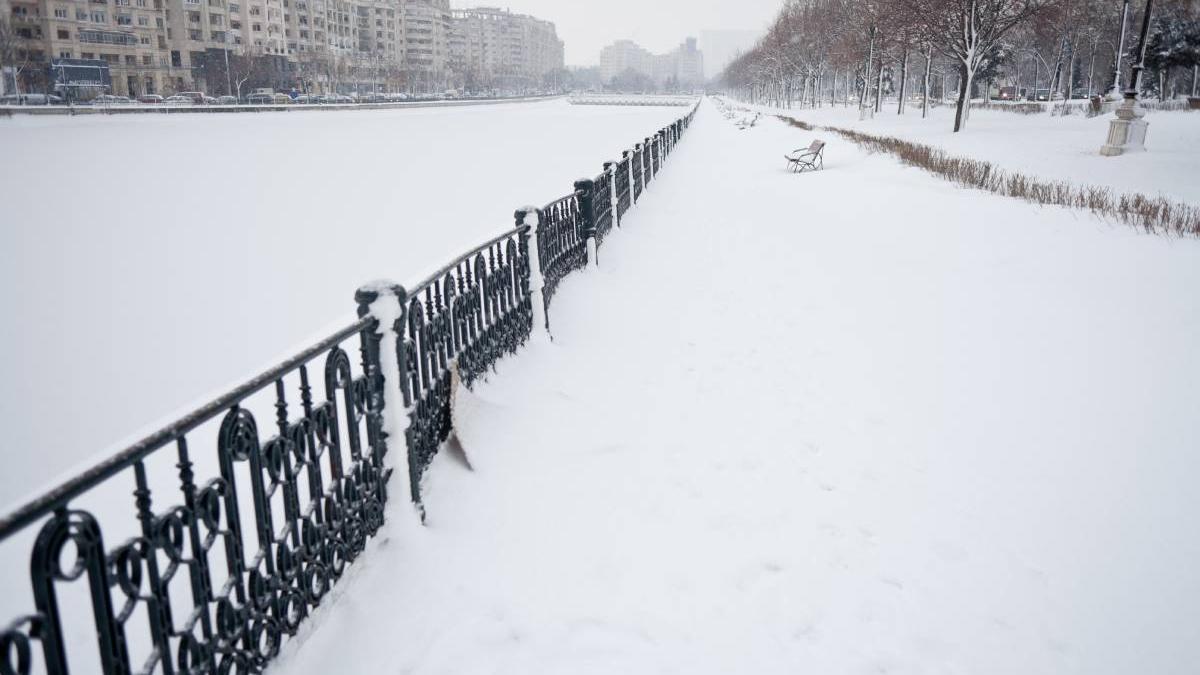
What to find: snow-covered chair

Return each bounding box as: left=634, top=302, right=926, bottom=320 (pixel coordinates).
left=785, top=140, right=825, bottom=173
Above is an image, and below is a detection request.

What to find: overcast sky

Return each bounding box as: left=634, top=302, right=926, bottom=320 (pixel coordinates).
left=451, top=0, right=779, bottom=66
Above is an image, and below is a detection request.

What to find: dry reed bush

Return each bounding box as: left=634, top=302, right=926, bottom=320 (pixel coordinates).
left=773, top=111, right=1199, bottom=238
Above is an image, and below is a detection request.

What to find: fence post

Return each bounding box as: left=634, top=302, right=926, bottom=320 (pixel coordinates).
left=625, top=149, right=636, bottom=204
left=574, top=178, right=598, bottom=268
left=355, top=284, right=417, bottom=518
left=516, top=207, right=548, bottom=334
left=637, top=142, right=647, bottom=194
left=645, top=136, right=655, bottom=181
left=603, top=160, right=619, bottom=229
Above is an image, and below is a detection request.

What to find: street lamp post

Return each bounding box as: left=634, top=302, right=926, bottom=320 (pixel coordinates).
left=224, top=36, right=233, bottom=97
left=1100, top=0, right=1154, bottom=156
left=1108, top=0, right=1130, bottom=98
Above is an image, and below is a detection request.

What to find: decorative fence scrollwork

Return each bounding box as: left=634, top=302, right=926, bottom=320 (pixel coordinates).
left=0, top=99, right=699, bottom=675
left=0, top=317, right=390, bottom=675
left=394, top=227, right=534, bottom=517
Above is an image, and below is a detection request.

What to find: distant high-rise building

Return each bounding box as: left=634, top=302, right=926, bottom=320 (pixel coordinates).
left=599, top=39, right=653, bottom=84
left=598, top=37, right=704, bottom=90
left=699, top=29, right=758, bottom=80
left=449, top=6, right=564, bottom=92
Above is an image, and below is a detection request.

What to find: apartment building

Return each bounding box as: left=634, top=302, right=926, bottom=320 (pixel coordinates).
left=598, top=39, right=652, bottom=85
left=2, top=0, right=560, bottom=97
left=400, top=0, right=448, bottom=90
left=2, top=0, right=179, bottom=96
left=449, top=6, right=562, bottom=91
left=599, top=36, right=705, bottom=91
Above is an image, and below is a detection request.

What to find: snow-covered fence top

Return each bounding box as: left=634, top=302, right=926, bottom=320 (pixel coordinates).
left=0, top=101, right=699, bottom=675
left=569, top=94, right=699, bottom=107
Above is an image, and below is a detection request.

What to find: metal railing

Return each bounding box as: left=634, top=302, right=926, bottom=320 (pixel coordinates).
left=0, top=99, right=700, bottom=675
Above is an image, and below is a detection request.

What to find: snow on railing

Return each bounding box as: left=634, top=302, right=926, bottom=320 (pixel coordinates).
left=0, top=100, right=700, bottom=675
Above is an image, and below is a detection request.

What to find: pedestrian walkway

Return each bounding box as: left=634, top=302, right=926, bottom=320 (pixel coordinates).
left=271, top=99, right=1200, bottom=675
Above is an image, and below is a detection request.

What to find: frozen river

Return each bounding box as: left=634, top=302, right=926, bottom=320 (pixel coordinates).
left=0, top=100, right=685, bottom=503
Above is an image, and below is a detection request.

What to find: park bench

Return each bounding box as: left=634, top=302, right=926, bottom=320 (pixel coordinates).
left=785, top=140, right=825, bottom=173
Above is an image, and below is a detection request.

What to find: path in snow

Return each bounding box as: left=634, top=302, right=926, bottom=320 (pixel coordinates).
left=742, top=99, right=1200, bottom=205
left=270, top=98, right=1200, bottom=675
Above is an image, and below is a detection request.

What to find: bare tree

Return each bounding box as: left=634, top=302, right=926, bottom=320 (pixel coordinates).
left=909, top=0, right=1045, bottom=130
left=0, top=17, right=32, bottom=96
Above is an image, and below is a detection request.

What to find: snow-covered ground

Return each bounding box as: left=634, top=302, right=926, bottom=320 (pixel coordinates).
left=741, top=98, right=1200, bottom=204
left=0, top=99, right=684, bottom=504
left=270, top=98, right=1200, bottom=675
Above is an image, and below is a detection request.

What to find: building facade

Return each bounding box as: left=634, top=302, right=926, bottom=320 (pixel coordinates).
left=599, top=36, right=704, bottom=91
left=449, top=6, right=561, bottom=92
left=2, top=0, right=558, bottom=97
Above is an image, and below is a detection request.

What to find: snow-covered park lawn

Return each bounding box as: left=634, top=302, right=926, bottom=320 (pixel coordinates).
left=745, top=98, right=1200, bottom=204
left=269, top=99, right=1200, bottom=674
left=0, top=100, right=684, bottom=503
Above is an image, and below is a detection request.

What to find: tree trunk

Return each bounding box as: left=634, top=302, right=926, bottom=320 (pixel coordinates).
left=898, top=48, right=909, bottom=114
left=1160, top=69, right=1167, bottom=101
left=1063, top=40, right=1076, bottom=100
left=922, top=44, right=932, bottom=118
left=860, top=28, right=876, bottom=110
left=954, top=62, right=973, bottom=132
left=1087, top=40, right=1097, bottom=96
left=875, top=57, right=885, bottom=112
left=1193, top=64, right=1198, bottom=97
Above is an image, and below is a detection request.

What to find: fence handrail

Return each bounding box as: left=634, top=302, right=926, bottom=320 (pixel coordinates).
left=408, top=224, right=532, bottom=297
left=0, top=317, right=371, bottom=543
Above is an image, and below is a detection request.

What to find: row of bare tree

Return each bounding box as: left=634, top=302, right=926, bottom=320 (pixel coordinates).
left=721, top=0, right=1200, bottom=132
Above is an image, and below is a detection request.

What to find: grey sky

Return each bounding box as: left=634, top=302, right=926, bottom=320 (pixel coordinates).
left=451, top=0, right=778, bottom=67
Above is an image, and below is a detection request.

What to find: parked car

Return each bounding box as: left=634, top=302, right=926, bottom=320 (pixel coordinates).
left=92, top=94, right=133, bottom=105
left=164, top=95, right=192, bottom=105
left=271, top=93, right=292, bottom=104
left=0, top=93, right=64, bottom=105
left=216, top=95, right=238, bottom=105
left=294, top=94, right=323, bottom=104
left=246, top=92, right=273, bottom=104
left=137, top=94, right=164, bottom=104
left=176, top=91, right=211, bottom=104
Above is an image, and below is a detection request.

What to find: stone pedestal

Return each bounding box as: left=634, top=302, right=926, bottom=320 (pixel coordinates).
left=1100, top=98, right=1149, bottom=156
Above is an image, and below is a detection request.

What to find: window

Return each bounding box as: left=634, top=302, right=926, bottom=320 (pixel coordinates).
left=170, top=49, right=181, bottom=66
left=209, top=14, right=222, bottom=25
left=81, top=51, right=94, bottom=58
left=139, top=35, right=149, bottom=44
left=252, top=22, right=260, bottom=31
left=125, top=54, right=135, bottom=64
left=59, top=49, right=72, bottom=58
left=54, top=7, right=68, bottom=18
left=91, top=11, right=105, bottom=22
left=116, top=14, right=132, bottom=24
left=142, top=55, right=151, bottom=64
left=155, top=17, right=162, bottom=27
left=57, top=29, right=69, bottom=39
left=188, top=28, right=201, bottom=39
left=136, top=0, right=146, bottom=6
left=76, top=9, right=87, bottom=19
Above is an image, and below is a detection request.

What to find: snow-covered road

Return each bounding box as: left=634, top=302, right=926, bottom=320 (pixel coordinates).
left=0, top=100, right=684, bottom=503
left=270, top=98, right=1200, bottom=675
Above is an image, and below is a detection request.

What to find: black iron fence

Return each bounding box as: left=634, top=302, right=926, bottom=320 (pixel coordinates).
left=0, top=100, right=699, bottom=675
